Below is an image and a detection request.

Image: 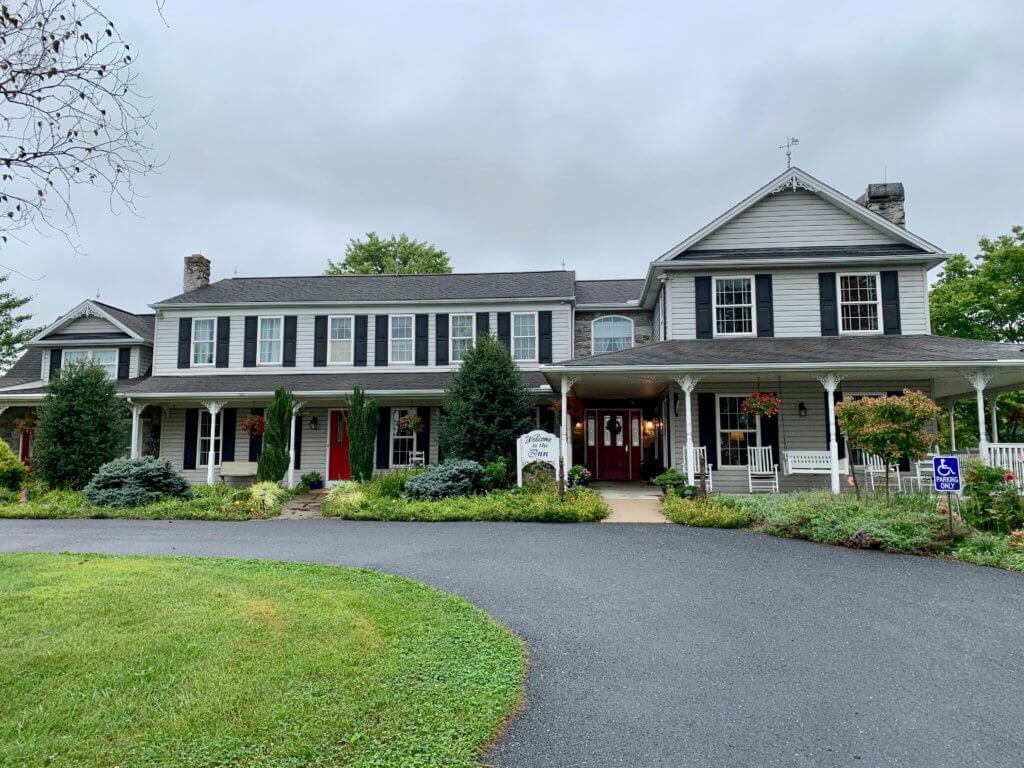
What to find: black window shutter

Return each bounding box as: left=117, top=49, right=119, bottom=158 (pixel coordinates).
left=293, top=413, right=302, bottom=470
left=376, top=407, right=391, bottom=468
left=222, top=408, right=237, bottom=462
left=177, top=317, right=192, bottom=368
left=313, top=315, right=328, bottom=367
left=824, top=391, right=846, bottom=460
left=117, top=347, right=131, bottom=380
left=880, top=271, right=902, bottom=335
left=216, top=317, right=230, bottom=368
left=283, top=315, right=297, bottom=367
left=476, top=312, right=490, bottom=336
left=538, top=311, right=553, bottom=363
left=695, top=276, right=713, bottom=339
left=696, top=392, right=717, bottom=469
left=243, top=316, right=258, bottom=367
left=183, top=408, right=199, bottom=470
left=416, top=406, right=431, bottom=462
left=248, top=407, right=264, bottom=461
left=755, top=274, right=774, bottom=338
left=354, top=315, right=368, bottom=366
left=818, top=273, right=838, bottom=337
left=760, top=400, right=779, bottom=465
left=435, top=313, right=449, bottom=365
left=497, top=312, right=511, bottom=350
left=415, top=314, right=429, bottom=366
left=375, top=315, right=388, bottom=366
left=48, top=348, right=62, bottom=379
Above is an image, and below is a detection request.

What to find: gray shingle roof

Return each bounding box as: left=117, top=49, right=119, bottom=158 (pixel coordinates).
left=0, top=348, right=42, bottom=388
left=95, top=302, right=155, bottom=341
left=574, top=279, right=645, bottom=305
left=557, top=335, right=1024, bottom=367
left=672, top=244, right=925, bottom=261
left=155, top=271, right=577, bottom=305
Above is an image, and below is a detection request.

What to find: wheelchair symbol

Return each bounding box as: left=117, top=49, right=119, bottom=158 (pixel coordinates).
left=935, top=460, right=955, bottom=478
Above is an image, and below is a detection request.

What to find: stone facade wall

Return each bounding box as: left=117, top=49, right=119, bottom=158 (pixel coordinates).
left=573, top=310, right=653, bottom=359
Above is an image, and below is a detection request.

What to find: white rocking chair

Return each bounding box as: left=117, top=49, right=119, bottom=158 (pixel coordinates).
left=748, top=446, right=779, bottom=493
left=691, top=446, right=713, bottom=493
left=864, top=453, right=900, bottom=492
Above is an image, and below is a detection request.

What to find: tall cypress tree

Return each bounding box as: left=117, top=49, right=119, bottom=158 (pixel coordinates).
left=257, top=387, right=294, bottom=483
left=0, top=273, right=34, bottom=371
left=347, top=386, right=379, bottom=482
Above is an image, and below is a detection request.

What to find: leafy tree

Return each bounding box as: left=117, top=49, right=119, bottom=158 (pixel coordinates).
left=835, top=389, right=941, bottom=497
left=346, top=385, right=379, bottom=482
left=257, top=388, right=294, bottom=483
left=34, top=361, right=128, bottom=489
left=0, top=273, right=34, bottom=370
left=325, top=232, right=451, bottom=275
left=438, top=333, right=535, bottom=465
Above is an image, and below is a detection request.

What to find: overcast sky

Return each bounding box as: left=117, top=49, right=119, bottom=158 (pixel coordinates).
left=7, top=0, right=1024, bottom=324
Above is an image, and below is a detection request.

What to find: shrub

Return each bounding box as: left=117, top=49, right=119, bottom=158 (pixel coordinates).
left=403, top=460, right=486, bottom=500
left=654, top=467, right=698, bottom=498
left=369, top=467, right=427, bottom=499
left=484, top=457, right=510, bottom=489
left=0, top=440, right=27, bottom=491
left=249, top=481, right=287, bottom=517
left=961, top=461, right=1024, bottom=534
left=1008, top=529, right=1024, bottom=552
left=663, top=493, right=749, bottom=528
left=347, top=386, right=379, bottom=482
left=951, top=533, right=1024, bottom=572
left=84, top=457, right=191, bottom=508
left=258, top=388, right=295, bottom=483
left=521, top=461, right=556, bottom=491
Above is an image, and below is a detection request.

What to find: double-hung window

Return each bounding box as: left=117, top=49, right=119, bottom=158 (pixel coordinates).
left=511, top=312, right=537, bottom=362
left=717, top=395, right=760, bottom=466
left=63, top=348, right=118, bottom=378
left=390, top=407, right=415, bottom=467
left=390, top=315, right=414, bottom=364
left=198, top=410, right=223, bottom=467
left=192, top=318, right=216, bottom=366
left=450, top=313, right=475, bottom=362
left=838, top=273, right=881, bottom=333
left=592, top=316, right=633, bottom=354
left=328, top=315, right=354, bottom=364
left=713, top=277, right=755, bottom=336
left=258, top=316, right=283, bottom=365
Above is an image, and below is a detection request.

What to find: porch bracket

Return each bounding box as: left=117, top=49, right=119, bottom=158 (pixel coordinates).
left=288, top=401, right=306, bottom=489
left=201, top=400, right=226, bottom=486
left=963, top=370, right=993, bottom=464
left=674, top=376, right=702, bottom=485
left=817, top=373, right=843, bottom=494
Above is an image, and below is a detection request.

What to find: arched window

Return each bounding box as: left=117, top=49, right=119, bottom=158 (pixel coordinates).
left=591, top=315, right=634, bottom=355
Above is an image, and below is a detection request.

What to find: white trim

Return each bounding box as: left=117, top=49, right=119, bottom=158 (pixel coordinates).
left=327, top=314, right=355, bottom=366
left=28, top=299, right=147, bottom=344
left=837, top=272, right=883, bottom=335
left=388, top=314, right=415, bottom=365
left=711, top=275, right=756, bottom=338
left=190, top=317, right=217, bottom=367
left=449, top=312, right=476, bottom=363
left=590, top=315, right=634, bottom=356
left=61, top=348, right=119, bottom=378
left=715, top=393, right=761, bottom=468
left=511, top=311, right=539, bottom=363
left=196, top=409, right=224, bottom=468
left=256, top=315, right=284, bottom=366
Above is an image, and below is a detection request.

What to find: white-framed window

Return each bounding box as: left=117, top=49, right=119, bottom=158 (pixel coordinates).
left=191, top=318, right=216, bottom=366
left=511, top=312, right=537, bottom=362
left=838, top=273, right=882, bottom=334
left=716, top=394, right=760, bottom=467
left=198, top=410, right=223, bottom=467
left=328, top=315, right=354, bottom=365
left=390, top=407, right=415, bottom=467
left=450, top=313, right=475, bottom=362
left=257, top=316, right=283, bottom=365
left=62, top=348, right=118, bottom=379
left=713, top=276, right=755, bottom=336
left=591, top=315, right=633, bottom=355
left=389, top=314, right=414, bottom=364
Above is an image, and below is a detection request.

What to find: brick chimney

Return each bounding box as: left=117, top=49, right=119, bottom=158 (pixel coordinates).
left=856, top=182, right=905, bottom=227
left=183, top=253, right=211, bottom=292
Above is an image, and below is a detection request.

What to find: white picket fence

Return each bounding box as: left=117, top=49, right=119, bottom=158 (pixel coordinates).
left=987, top=444, right=1024, bottom=490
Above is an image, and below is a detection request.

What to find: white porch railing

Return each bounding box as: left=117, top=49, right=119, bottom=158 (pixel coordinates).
left=987, top=444, right=1024, bottom=489
left=782, top=450, right=849, bottom=476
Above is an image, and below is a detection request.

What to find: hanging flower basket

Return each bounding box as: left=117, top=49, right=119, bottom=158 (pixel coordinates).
left=398, top=413, right=424, bottom=433
left=14, top=413, right=37, bottom=435
left=548, top=395, right=585, bottom=424
left=239, top=414, right=266, bottom=437
left=741, top=392, right=781, bottom=417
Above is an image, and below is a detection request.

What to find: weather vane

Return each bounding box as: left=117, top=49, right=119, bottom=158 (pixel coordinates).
left=779, top=137, right=800, bottom=169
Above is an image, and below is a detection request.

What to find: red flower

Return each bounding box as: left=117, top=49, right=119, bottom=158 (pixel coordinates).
left=1005, top=471, right=1016, bottom=483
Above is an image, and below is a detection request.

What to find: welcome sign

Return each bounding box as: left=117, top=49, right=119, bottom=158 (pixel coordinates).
left=516, top=430, right=561, bottom=486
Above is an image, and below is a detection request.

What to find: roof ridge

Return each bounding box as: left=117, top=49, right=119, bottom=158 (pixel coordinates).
left=217, top=269, right=576, bottom=281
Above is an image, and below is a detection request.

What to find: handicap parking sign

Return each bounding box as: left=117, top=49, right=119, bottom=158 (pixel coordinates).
left=933, top=456, right=961, bottom=492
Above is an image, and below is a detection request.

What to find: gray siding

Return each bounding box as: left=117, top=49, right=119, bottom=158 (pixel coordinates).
left=690, top=189, right=900, bottom=250
left=651, top=289, right=663, bottom=343
left=59, top=315, right=122, bottom=334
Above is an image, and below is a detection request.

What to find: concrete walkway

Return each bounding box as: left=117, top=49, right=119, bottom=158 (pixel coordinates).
left=275, top=489, right=326, bottom=520
left=592, top=481, right=669, bottom=523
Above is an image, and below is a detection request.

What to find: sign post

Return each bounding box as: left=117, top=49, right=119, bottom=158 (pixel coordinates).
left=933, top=456, right=962, bottom=535
left=516, top=430, right=561, bottom=487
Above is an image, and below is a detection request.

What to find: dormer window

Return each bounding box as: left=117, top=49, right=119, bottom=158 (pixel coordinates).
left=838, top=273, right=882, bottom=333
left=191, top=318, right=216, bottom=366
left=713, top=277, right=755, bottom=336
left=592, top=316, right=633, bottom=355
left=63, top=349, right=118, bottom=379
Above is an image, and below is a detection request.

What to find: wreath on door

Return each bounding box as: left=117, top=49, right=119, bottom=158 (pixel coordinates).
left=606, top=416, right=623, bottom=436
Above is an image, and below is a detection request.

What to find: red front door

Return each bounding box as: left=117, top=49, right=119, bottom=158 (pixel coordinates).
left=597, top=410, right=630, bottom=480
left=328, top=410, right=351, bottom=481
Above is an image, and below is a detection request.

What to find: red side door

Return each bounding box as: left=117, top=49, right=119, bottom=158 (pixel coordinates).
left=597, top=410, right=630, bottom=480
left=328, top=410, right=351, bottom=481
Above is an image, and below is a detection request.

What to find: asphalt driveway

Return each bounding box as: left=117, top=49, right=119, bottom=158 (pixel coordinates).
left=2, top=518, right=1022, bottom=767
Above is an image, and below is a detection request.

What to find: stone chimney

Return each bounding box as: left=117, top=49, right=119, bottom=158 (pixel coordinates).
left=856, top=182, right=905, bottom=227
left=183, top=253, right=211, bottom=293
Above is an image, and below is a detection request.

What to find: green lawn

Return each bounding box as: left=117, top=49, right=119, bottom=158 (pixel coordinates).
left=0, top=553, right=525, bottom=767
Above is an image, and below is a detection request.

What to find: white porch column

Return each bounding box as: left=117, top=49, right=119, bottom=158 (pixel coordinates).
left=201, top=401, right=225, bottom=485
left=128, top=400, right=143, bottom=459
left=559, top=377, right=576, bottom=475
left=818, top=373, right=843, bottom=494
left=948, top=402, right=957, bottom=452
left=287, top=401, right=305, bottom=489
left=990, top=396, right=999, bottom=443
left=965, top=371, right=992, bottom=464
left=674, top=376, right=700, bottom=485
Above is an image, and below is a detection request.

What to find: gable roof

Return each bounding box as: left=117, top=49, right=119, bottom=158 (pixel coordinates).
left=574, top=279, right=645, bottom=306
left=29, top=299, right=154, bottom=344
left=153, top=270, right=577, bottom=306
left=0, top=347, right=43, bottom=389
left=656, top=167, right=942, bottom=261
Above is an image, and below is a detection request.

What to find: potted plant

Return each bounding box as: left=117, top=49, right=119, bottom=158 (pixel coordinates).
left=741, top=392, right=781, bottom=418
left=300, top=471, right=324, bottom=491
left=13, top=412, right=37, bottom=435
left=239, top=413, right=266, bottom=437
left=398, top=412, right=424, bottom=433
left=547, top=395, right=585, bottom=425
left=568, top=464, right=591, bottom=487
left=654, top=467, right=697, bottom=496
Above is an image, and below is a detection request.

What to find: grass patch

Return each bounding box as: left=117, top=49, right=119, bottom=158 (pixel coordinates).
left=321, top=483, right=609, bottom=522
left=662, top=492, right=749, bottom=528
left=0, top=553, right=525, bottom=767
left=0, top=484, right=292, bottom=521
